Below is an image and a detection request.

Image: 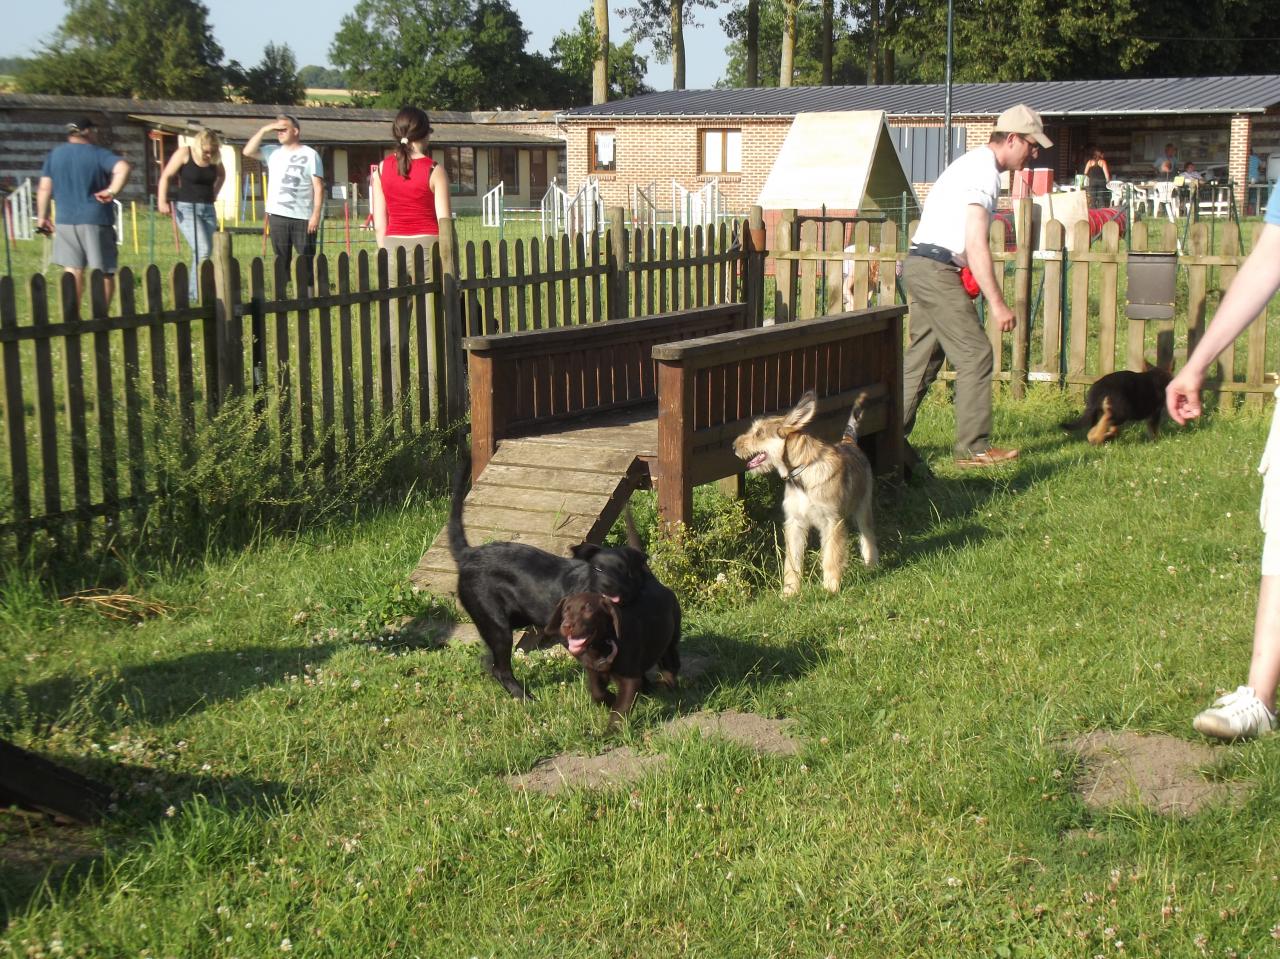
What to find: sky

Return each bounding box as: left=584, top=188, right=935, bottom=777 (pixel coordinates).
left=6, top=0, right=732, bottom=91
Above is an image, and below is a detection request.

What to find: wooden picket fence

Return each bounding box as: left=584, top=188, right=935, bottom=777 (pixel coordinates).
left=4, top=198, right=1270, bottom=550
left=773, top=203, right=1275, bottom=406
left=0, top=212, right=760, bottom=548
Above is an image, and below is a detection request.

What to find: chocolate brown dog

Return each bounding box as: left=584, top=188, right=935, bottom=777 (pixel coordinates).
left=548, top=587, right=680, bottom=730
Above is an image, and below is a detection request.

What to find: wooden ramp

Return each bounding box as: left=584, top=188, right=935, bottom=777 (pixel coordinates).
left=411, top=417, right=657, bottom=597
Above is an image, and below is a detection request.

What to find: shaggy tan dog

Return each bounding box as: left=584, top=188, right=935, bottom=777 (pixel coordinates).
left=732, top=391, right=878, bottom=597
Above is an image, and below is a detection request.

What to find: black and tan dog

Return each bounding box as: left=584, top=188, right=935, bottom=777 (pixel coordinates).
left=547, top=586, right=680, bottom=730
left=1061, top=364, right=1173, bottom=445
left=447, top=464, right=649, bottom=699
left=733, top=390, right=878, bottom=597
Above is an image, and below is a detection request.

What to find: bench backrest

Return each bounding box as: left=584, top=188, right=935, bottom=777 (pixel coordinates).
left=464, top=303, right=747, bottom=434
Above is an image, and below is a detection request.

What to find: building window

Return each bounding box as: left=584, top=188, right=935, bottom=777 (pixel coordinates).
left=438, top=146, right=476, bottom=196
left=700, top=129, right=742, bottom=175
left=589, top=129, right=616, bottom=174
left=487, top=147, right=519, bottom=191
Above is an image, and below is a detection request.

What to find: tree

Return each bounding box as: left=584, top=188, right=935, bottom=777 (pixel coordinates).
left=893, top=0, right=1151, bottom=82
left=722, top=0, right=866, bottom=87
left=593, top=0, right=610, bottom=103
left=18, top=0, right=224, bottom=100
left=330, top=0, right=563, bottom=109
left=550, top=11, right=651, bottom=105
left=617, top=0, right=717, bottom=90
left=298, top=64, right=348, bottom=89
left=227, top=43, right=306, bottom=105
left=779, top=0, right=799, bottom=86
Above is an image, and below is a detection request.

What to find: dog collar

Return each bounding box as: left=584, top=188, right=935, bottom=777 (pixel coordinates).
left=784, top=462, right=808, bottom=485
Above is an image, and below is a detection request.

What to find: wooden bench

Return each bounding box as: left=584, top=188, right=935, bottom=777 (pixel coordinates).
left=463, top=303, right=905, bottom=529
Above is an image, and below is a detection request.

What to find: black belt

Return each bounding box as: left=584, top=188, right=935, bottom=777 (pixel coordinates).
left=908, top=243, right=958, bottom=266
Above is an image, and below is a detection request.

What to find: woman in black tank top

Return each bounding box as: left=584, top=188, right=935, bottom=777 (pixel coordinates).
left=158, top=129, right=225, bottom=299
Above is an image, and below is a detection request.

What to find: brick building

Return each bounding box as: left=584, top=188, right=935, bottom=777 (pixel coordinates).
left=557, top=76, right=1280, bottom=219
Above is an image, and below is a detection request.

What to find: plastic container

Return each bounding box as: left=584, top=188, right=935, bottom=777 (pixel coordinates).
left=1126, top=252, right=1177, bottom=320
left=1031, top=168, right=1054, bottom=195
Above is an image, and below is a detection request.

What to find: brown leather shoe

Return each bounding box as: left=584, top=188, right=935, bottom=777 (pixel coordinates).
left=954, top=447, right=1020, bottom=468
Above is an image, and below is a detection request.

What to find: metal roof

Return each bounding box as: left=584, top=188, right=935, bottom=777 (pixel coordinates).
left=0, top=92, right=556, bottom=127
left=129, top=113, right=563, bottom=147
left=559, top=75, right=1280, bottom=120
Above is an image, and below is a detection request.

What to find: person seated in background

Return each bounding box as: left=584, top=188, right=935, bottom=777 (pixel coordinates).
left=1182, top=161, right=1206, bottom=183
left=1082, top=146, right=1111, bottom=208
left=1154, top=142, right=1177, bottom=178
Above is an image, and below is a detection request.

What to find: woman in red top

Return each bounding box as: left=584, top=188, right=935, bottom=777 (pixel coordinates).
left=371, top=106, right=452, bottom=261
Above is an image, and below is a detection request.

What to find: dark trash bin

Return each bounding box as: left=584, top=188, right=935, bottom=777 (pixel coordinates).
left=1126, top=251, right=1177, bottom=320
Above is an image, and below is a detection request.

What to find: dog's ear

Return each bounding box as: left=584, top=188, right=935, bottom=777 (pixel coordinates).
left=571, top=542, right=599, bottom=561
left=781, top=390, right=817, bottom=434
left=604, top=596, right=624, bottom=641
left=623, top=506, right=646, bottom=555
left=546, top=596, right=568, bottom=634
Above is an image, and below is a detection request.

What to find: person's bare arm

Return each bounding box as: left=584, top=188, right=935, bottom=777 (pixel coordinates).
left=156, top=147, right=188, bottom=215
left=308, top=176, right=324, bottom=233
left=964, top=204, right=1015, bottom=332
left=1168, top=223, right=1280, bottom=423
left=431, top=164, right=452, bottom=223
left=35, top=176, right=53, bottom=232
left=243, top=120, right=284, bottom=159
left=94, top=159, right=131, bottom=204
left=371, top=169, right=387, bottom=248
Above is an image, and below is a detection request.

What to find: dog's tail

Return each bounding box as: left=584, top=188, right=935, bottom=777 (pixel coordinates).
left=622, top=504, right=647, bottom=556
left=841, top=391, right=870, bottom=444
left=1060, top=407, right=1095, bottom=431
left=447, top=460, right=472, bottom=559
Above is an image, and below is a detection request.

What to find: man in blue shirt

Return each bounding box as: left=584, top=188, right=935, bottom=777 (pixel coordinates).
left=35, top=117, right=132, bottom=310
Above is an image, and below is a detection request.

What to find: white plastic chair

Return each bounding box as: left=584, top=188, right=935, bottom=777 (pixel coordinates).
left=1107, top=180, right=1127, bottom=206
left=1149, top=180, right=1178, bottom=221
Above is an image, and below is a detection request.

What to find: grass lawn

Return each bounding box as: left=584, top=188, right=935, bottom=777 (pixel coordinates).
left=3, top=386, right=1280, bottom=956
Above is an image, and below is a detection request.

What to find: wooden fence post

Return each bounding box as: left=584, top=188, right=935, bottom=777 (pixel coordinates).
left=745, top=206, right=766, bottom=327
left=438, top=217, right=466, bottom=423
left=210, top=232, right=242, bottom=407
left=1011, top=198, right=1032, bottom=398
left=608, top=206, right=628, bottom=320
left=774, top=209, right=797, bottom=323
left=1040, top=220, right=1065, bottom=381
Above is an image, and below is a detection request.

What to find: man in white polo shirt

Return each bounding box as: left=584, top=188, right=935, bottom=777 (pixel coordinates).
left=902, top=104, right=1051, bottom=470
left=243, top=114, right=324, bottom=285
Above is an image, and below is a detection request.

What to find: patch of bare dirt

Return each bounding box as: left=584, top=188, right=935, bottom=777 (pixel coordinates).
left=507, top=709, right=804, bottom=793
left=0, top=809, right=101, bottom=887
left=506, top=747, right=669, bottom=796
left=664, top=709, right=802, bottom=756
left=1064, top=730, right=1248, bottom=817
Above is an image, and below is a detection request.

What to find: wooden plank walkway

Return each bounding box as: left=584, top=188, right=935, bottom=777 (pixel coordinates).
left=410, top=410, right=658, bottom=597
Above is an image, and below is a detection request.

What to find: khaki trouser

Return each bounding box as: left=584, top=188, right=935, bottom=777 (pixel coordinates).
left=902, top=255, right=994, bottom=458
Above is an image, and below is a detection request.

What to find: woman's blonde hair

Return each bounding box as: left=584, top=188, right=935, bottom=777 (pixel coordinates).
left=193, top=129, right=223, bottom=165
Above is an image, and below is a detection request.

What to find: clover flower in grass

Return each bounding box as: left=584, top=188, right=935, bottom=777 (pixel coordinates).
left=280, top=938, right=292, bottom=952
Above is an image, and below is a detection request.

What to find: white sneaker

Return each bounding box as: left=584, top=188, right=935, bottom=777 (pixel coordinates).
left=1193, top=686, right=1278, bottom=741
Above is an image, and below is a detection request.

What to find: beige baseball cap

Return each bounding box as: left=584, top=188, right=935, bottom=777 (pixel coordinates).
left=994, top=104, right=1052, bottom=149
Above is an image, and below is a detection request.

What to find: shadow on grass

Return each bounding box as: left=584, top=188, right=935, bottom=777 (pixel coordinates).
left=4, top=642, right=342, bottom=732
left=0, top=754, right=313, bottom=926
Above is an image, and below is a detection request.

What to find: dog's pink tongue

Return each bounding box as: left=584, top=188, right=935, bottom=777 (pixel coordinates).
left=748, top=452, right=767, bottom=470
left=567, top=636, right=590, bottom=656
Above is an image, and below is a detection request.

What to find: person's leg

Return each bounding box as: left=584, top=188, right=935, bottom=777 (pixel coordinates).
left=66, top=267, right=85, bottom=303
left=1194, top=413, right=1280, bottom=739
left=929, top=286, right=994, bottom=458
left=193, top=203, right=218, bottom=298
left=269, top=214, right=295, bottom=289
left=1246, top=574, right=1280, bottom=711
left=901, top=257, right=948, bottom=439
left=174, top=202, right=207, bottom=298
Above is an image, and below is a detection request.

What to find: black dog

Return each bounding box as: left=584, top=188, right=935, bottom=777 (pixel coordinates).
left=547, top=587, right=681, bottom=730
left=1061, top=364, right=1173, bottom=445
left=447, top=464, right=648, bottom=699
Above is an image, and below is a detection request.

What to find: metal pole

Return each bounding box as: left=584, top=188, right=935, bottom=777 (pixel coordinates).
left=944, top=0, right=955, bottom=165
